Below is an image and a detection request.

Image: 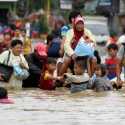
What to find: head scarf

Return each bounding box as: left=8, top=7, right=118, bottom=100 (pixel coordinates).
left=72, top=16, right=84, bottom=49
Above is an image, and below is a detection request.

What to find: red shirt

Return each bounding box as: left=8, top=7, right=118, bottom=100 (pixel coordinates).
left=39, top=71, right=55, bottom=90
left=105, top=57, right=119, bottom=79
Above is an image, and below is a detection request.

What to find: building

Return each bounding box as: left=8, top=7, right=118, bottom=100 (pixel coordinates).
left=120, top=0, right=125, bottom=13
left=0, top=0, right=18, bottom=24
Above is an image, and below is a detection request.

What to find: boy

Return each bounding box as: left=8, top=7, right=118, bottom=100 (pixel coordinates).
left=64, top=57, right=90, bottom=93
left=39, top=57, right=61, bottom=90
left=105, top=44, right=122, bottom=88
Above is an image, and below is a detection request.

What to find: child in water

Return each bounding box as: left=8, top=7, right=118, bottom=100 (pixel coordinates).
left=39, top=57, right=61, bottom=90
left=89, top=64, right=113, bottom=92
left=64, top=57, right=90, bottom=93
left=105, top=43, right=122, bottom=88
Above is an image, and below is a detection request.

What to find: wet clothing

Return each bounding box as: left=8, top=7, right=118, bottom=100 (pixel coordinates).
left=22, top=53, right=44, bottom=88
left=39, top=70, right=56, bottom=90
left=90, top=76, right=113, bottom=92
left=64, top=73, right=90, bottom=93
left=71, top=82, right=88, bottom=93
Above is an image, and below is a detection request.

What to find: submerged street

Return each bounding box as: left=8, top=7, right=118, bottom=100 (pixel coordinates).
left=1, top=88, right=125, bottom=125
left=0, top=0, right=125, bottom=124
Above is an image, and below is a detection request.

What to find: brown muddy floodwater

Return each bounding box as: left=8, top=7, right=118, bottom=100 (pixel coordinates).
left=1, top=88, right=125, bottom=125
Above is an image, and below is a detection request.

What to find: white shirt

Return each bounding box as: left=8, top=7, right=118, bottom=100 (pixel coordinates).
left=0, top=50, right=29, bottom=89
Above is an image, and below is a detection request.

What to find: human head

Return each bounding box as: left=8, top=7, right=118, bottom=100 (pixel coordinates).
left=47, top=34, right=53, bottom=46
left=94, top=50, right=101, bottom=64
left=107, top=43, right=118, bottom=57
left=94, top=64, right=107, bottom=77
left=0, top=87, right=8, bottom=99
left=14, top=28, right=21, bottom=37
left=54, top=18, right=65, bottom=31
left=69, top=10, right=81, bottom=24
left=74, top=16, right=84, bottom=32
left=4, top=32, right=11, bottom=41
left=20, top=29, right=26, bottom=37
left=74, top=57, right=86, bottom=75
left=46, top=57, right=56, bottom=72
left=34, top=42, right=47, bottom=60
left=94, top=64, right=102, bottom=77
left=110, top=31, right=117, bottom=37
left=11, top=39, right=23, bottom=56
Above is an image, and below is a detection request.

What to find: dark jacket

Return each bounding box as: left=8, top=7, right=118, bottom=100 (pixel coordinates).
left=22, top=53, right=44, bottom=88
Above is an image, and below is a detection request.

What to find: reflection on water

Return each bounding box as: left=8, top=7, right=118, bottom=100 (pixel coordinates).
left=1, top=88, right=125, bottom=125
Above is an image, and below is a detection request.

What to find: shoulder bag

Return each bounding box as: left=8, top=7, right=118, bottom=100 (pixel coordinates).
left=0, top=51, right=13, bottom=82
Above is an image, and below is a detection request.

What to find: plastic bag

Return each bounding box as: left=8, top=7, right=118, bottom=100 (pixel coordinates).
left=13, top=64, right=29, bottom=80
left=74, top=37, right=94, bottom=57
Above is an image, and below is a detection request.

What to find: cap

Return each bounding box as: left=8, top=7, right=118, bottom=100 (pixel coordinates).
left=34, top=42, right=47, bottom=56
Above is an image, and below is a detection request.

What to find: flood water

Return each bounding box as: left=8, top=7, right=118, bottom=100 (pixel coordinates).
left=0, top=43, right=124, bottom=125
left=1, top=88, right=125, bottom=125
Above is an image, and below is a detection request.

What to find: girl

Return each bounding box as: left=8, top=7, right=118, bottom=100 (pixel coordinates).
left=89, top=64, right=113, bottom=92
